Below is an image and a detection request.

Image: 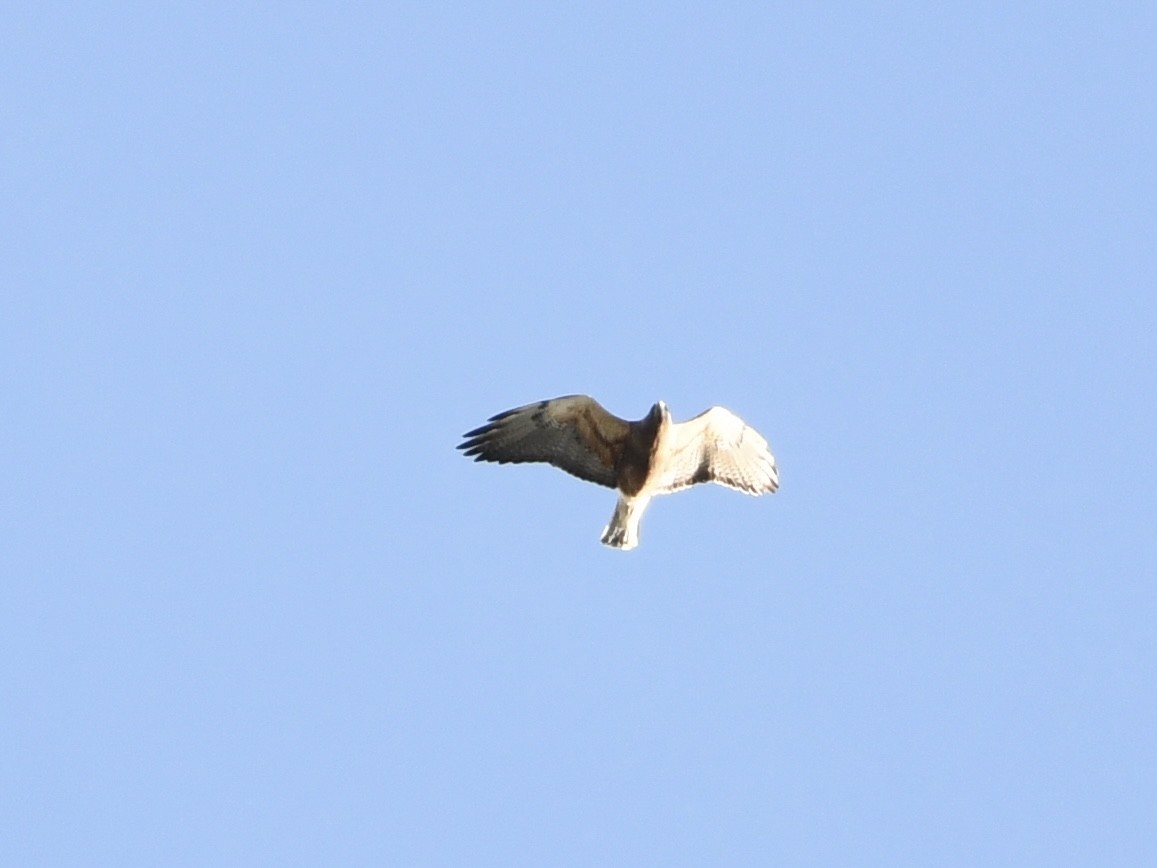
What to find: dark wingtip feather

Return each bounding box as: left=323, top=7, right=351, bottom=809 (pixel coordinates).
left=461, top=422, right=496, bottom=439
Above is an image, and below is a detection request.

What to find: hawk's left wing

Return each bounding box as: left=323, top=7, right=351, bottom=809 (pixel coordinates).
left=651, top=406, right=779, bottom=496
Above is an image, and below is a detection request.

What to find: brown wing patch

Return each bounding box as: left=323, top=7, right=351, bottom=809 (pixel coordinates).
left=546, top=398, right=629, bottom=471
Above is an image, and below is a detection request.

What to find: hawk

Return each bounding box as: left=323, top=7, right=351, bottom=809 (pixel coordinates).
left=457, top=395, right=779, bottom=550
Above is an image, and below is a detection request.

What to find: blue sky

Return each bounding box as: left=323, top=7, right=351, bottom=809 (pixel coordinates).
left=3, top=3, right=1155, bottom=864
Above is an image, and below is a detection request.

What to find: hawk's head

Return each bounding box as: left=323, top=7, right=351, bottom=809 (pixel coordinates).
left=648, top=400, right=671, bottom=426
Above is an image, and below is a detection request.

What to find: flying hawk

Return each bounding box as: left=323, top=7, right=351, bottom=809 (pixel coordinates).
left=457, top=395, right=779, bottom=550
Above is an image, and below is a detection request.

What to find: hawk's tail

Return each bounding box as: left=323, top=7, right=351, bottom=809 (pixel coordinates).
left=600, top=495, right=649, bottom=551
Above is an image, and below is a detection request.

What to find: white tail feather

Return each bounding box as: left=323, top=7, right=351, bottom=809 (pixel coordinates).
left=600, top=495, right=650, bottom=551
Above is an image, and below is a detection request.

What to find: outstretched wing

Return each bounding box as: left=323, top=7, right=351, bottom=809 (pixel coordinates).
left=457, top=395, right=629, bottom=489
left=652, top=406, right=779, bottom=495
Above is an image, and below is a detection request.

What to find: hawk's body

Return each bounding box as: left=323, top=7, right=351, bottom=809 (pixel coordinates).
left=458, top=395, right=778, bottom=550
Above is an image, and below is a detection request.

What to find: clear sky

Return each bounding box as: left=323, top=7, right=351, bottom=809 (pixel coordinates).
left=3, top=3, right=1155, bottom=865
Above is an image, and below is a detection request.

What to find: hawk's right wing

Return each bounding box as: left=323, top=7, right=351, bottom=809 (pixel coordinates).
left=457, top=395, right=629, bottom=489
